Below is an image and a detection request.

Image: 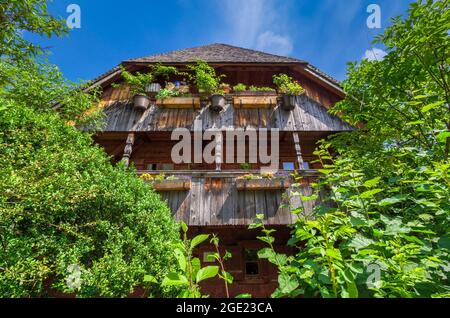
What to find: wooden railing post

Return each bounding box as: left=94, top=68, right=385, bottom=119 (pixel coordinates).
left=122, top=133, right=135, bottom=167
left=292, top=132, right=304, bottom=170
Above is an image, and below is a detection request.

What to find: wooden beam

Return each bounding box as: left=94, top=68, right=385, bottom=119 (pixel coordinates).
left=121, top=133, right=135, bottom=167
left=292, top=132, right=304, bottom=170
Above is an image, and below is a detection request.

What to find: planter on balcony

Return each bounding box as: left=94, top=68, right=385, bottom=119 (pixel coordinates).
left=236, top=178, right=290, bottom=191
left=151, top=179, right=191, bottom=191
left=210, top=94, right=226, bottom=112
left=156, top=97, right=201, bottom=109
left=232, top=94, right=278, bottom=109
left=133, top=94, right=151, bottom=111
left=281, top=94, right=305, bottom=111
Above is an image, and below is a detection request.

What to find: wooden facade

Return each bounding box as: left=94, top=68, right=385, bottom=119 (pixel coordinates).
left=88, top=43, right=351, bottom=297
left=139, top=171, right=320, bottom=226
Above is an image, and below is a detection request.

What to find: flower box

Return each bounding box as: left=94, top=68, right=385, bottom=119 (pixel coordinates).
left=232, top=94, right=278, bottom=109
left=151, top=179, right=191, bottom=191
left=156, top=97, right=201, bottom=108
left=235, top=178, right=290, bottom=191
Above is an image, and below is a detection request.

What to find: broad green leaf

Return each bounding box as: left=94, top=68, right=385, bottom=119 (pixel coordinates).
left=196, top=266, right=219, bottom=283
left=257, top=235, right=275, bottom=245
left=180, top=221, right=188, bottom=233
left=347, top=280, right=359, bottom=298
left=348, top=234, right=375, bottom=249
left=421, top=100, right=445, bottom=112
left=278, top=273, right=299, bottom=294
left=143, top=275, right=157, bottom=283
left=363, top=177, right=381, bottom=188
left=437, top=131, right=450, bottom=142
left=220, top=271, right=234, bottom=284
left=360, top=188, right=383, bottom=198
left=173, top=248, right=186, bottom=271
left=379, top=196, right=404, bottom=206
left=161, top=273, right=188, bottom=286
left=191, top=257, right=201, bottom=278
left=235, top=293, right=252, bottom=298
left=190, top=234, right=209, bottom=249
left=257, top=248, right=276, bottom=259
left=300, top=194, right=319, bottom=201
left=325, top=248, right=342, bottom=260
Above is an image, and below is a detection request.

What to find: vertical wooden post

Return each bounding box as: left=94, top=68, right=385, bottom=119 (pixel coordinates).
left=122, top=133, right=135, bottom=167
left=292, top=132, right=304, bottom=170
left=215, top=131, right=223, bottom=171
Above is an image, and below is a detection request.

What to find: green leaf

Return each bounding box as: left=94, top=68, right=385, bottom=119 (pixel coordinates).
left=235, top=293, right=252, bottom=298
left=258, top=248, right=276, bottom=259
left=143, top=275, right=157, bottom=283
left=278, top=273, right=299, bottom=295
left=363, top=177, right=381, bottom=188
left=379, top=196, right=404, bottom=206
left=190, top=234, right=209, bottom=249
left=257, top=236, right=275, bottom=245
left=180, top=221, right=188, bottom=233
left=421, top=100, right=445, bottom=112
left=436, top=131, right=450, bottom=142
left=174, top=248, right=186, bottom=271
left=348, top=234, right=375, bottom=249
left=161, top=273, right=189, bottom=286
left=196, top=266, right=219, bottom=283
left=300, top=194, right=319, bottom=201
left=347, top=280, right=359, bottom=298
left=191, top=257, right=201, bottom=278
left=325, top=248, right=342, bottom=260
left=360, top=188, right=383, bottom=198
left=220, top=271, right=234, bottom=284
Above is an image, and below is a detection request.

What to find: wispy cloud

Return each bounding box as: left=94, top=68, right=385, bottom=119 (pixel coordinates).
left=363, top=47, right=387, bottom=61
left=256, top=31, right=293, bottom=56
left=217, top=0, right=293, bottom=55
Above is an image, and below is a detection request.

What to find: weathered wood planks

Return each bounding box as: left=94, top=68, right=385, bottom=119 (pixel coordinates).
left=99, top=93, right=353, bottom=132
left=153, top=174, right=320, bottom=226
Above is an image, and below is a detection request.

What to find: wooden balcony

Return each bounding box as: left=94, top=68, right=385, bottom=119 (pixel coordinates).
left=137, top=170, right=322, bottom=226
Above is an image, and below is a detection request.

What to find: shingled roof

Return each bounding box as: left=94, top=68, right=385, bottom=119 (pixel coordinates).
left=124, top=43, right=306, bottom=64
left=85, top=43, right=342, bottom=95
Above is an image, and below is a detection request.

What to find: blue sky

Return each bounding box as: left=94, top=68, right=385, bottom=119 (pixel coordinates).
left=29, top=0, right=415, bottom=83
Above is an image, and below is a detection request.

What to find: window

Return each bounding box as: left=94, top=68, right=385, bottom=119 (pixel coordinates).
left=160, top=163, right=174, bottom=170
left=146, top=163, right=157, bottom=171
left=244, top=249, right=259, bottom=276
left=203, top=252, right=215, bottom=263
left=303, top=162, right=310, bottom=170
left=282, top=162, right=295, bottom=170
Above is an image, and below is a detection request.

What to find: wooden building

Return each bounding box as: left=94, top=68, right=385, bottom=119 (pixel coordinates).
left=88, top=44, right=352, bottom=297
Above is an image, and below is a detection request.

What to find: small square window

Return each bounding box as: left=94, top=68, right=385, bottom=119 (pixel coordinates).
left=244, top=249, right=259, bottom=276
left=203, top=252, right=215, bottom=263
left=159, top=163, right=174, bottom=170
left=146, top=163, right=157, bottom=171
left=282, top=162, right=295, bottom=170
left=303, top=162, right=310, bottom=169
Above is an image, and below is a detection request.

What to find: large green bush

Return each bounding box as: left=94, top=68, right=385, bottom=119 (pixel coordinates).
left=0, top=89, right=180, bottom=297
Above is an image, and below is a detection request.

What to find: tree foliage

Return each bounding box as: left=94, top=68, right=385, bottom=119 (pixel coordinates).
left=252, top=0, right=450, bottom=298
left=0, top=1, right=181, bottom=297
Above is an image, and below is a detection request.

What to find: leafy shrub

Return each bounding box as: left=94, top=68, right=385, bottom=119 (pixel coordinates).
left=272, top=74, right=305, bottom=95
left=115, top=66, right=154, bottom=96
left=187, top=60, right=225, bottom=94
left=233, top=83, right=247, bottom=92
left=0, top=61, right=181, bottom=298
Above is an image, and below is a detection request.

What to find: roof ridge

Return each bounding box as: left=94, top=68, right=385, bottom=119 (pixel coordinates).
left=123, top=43, right=305, bottom=64
left=210, top=43, right=303, bottom=62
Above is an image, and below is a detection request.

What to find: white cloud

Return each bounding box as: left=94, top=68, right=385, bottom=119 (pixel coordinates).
left=363, top=48, right=387, bottom=61
left=217, top=0, right=293, bottom=56
left=256, top=31, right=293, bottom=56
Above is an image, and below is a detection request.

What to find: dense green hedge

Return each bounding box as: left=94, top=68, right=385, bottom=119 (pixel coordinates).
left=0, top=76, right=180, bottom=298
